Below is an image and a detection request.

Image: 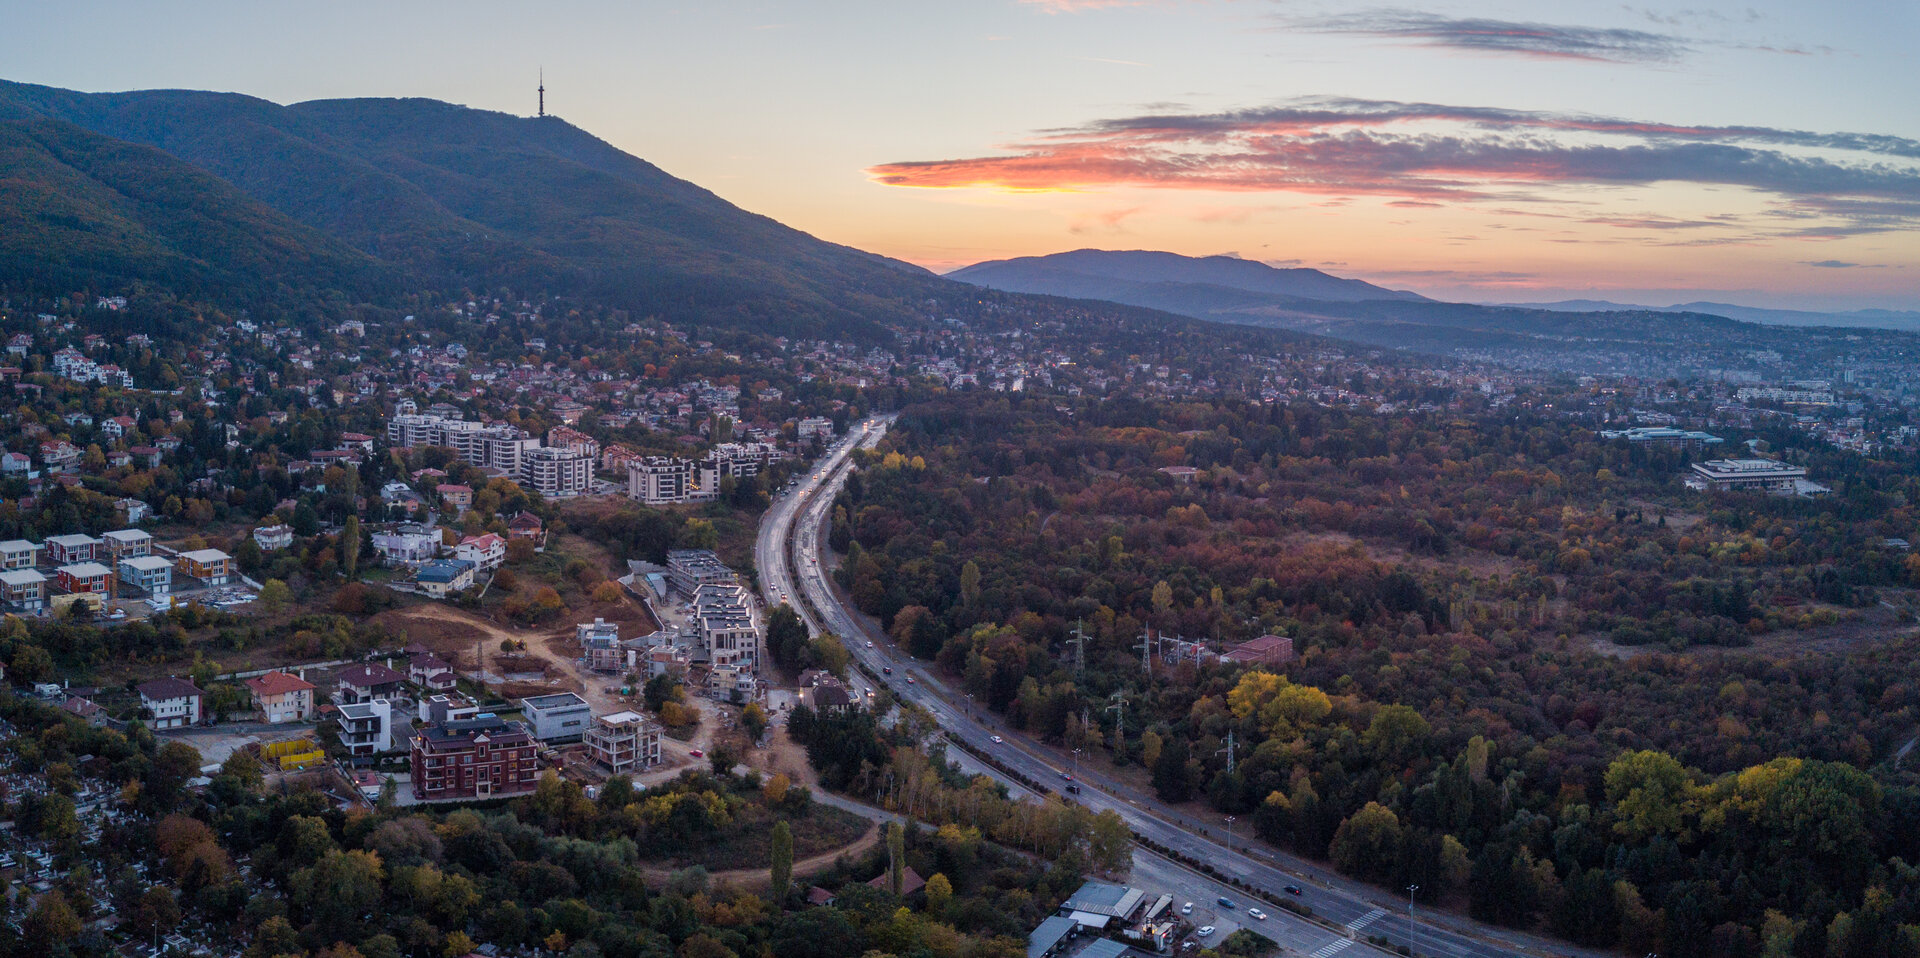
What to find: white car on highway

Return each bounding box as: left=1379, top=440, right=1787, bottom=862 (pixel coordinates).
left=1248, top=907, right=1267, bottom=921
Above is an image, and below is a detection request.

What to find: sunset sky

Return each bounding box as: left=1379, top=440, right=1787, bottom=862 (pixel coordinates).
left=6, top=0, right=1917, bottom=310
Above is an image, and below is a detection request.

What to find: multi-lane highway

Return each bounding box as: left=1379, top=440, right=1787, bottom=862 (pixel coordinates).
left=757, top=417, right=1585, bottom=958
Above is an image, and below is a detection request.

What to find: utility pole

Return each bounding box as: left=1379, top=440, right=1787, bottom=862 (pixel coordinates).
left=1071, top=619, right=1087, bottom=678
left=1217, top=729, right=1236, bottom=773
left=1107, top=691, right=1127, bottom=756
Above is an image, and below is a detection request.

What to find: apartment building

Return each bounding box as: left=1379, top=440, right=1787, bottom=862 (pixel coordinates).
left=583, top=710, right=661, bottom=773
left=666, top=549, right=737, bottom=597
left=628, top=456, right=696, bottom=504
left=409, top=715, right=539, bottom=800
left=692, top=582, right=759, bottom=670
left=520, top=445, right=592, bottom=498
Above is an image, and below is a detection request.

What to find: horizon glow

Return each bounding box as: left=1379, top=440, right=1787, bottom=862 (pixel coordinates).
left=2, top=0, right=1915, bottom=312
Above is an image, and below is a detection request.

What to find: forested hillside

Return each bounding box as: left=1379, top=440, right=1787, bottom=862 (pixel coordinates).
left=0, top=117, right=397, bottom=307
left=0, top=80, right=944, bottom=339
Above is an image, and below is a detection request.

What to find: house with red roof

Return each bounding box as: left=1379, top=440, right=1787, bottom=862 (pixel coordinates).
left=245, top=671, right=317, bottom=724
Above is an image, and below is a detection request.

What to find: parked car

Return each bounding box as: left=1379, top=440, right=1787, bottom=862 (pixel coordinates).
left=688, top=749, right=704, bottom=758
left=1196, top=926, right=1215, bottom=938
left=1180, top=902, right=1193, bottom=915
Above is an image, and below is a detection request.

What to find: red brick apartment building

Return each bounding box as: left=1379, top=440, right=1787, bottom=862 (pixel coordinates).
left=408, top=715, right=539, bottom=800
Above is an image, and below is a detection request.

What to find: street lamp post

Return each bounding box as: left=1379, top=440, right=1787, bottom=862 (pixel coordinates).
left=1224, top=815, right=1236, bottom=854
left=965, top=692, right=972, bottom=718
left=1072, top=748, right=1081, bottom=779
left=1407, top=884, right=1419, bottom=918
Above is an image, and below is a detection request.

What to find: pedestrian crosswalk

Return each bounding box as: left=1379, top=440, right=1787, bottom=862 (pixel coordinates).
left=1308, top=940, right=1352, bottom=958
left=1346, top=908, right=1387, bottom=933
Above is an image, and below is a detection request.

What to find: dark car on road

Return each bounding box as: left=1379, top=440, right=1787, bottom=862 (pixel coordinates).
left=1216, top=897, right=1235, bottom=909
left=1284, top=885, right=1302, bottom=896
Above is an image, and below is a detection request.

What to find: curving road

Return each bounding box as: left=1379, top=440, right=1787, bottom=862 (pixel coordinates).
left=757, top=417, right=1590, bottom=958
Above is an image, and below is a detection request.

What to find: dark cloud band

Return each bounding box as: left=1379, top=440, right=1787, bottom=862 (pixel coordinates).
left=1297, top=10, right=1690, bottom=64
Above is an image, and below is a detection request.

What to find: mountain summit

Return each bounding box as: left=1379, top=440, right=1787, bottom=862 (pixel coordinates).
left=0, top=79, right=934, bottom=335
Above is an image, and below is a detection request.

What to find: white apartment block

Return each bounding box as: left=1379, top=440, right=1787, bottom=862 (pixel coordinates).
left=520, top=445, right=592, bottom=498
left=628, top=457, right=697, bottom=504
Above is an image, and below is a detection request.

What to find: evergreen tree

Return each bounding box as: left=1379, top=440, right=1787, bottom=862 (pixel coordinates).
left=769, top=820, right=793, bottom=906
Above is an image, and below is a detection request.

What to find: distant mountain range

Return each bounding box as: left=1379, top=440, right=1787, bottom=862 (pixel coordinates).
left=0, top=79, right=941, bottom=337
left=951, top=249, right=1916, bottom=378
left=949, top=249, right=1428, bottom=307
left=1499, top=299, right=1920, bottom=332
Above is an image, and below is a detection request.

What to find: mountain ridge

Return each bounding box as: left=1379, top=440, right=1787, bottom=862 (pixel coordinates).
left=951, top=249, right=1427, bottom=304
left=1497, top=298, right=1920, bottom=331
left=0, top=79, right=939, bottom=337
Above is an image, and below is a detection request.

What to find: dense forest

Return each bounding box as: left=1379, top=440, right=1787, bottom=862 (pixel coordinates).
left=829, top=393, right=1920, bottom=956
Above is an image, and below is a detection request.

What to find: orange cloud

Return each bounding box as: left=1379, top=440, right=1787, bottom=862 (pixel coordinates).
left=866, top=98, right=1920, bottom=238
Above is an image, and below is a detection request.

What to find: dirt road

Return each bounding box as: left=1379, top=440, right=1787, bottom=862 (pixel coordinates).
left=639, top=821, right=881, bottom=891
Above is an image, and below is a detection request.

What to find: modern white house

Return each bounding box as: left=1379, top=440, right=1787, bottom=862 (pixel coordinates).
left=253, top=524, right=295, bottom=551
left=372, top=528, right=440, bottom=566
left=519, top=692, right=593, bottom=742
left=337, top=699, right=393, bottom=756
left=454, top=533, right=506, bottom=572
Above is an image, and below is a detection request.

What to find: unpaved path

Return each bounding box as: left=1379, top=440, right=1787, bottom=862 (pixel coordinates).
left=639, top=821, right=881, bottom=890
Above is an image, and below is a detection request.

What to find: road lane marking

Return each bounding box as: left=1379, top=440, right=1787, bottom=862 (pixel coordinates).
left=1345, top=908, right=1387, bottom=933
left=1309, top=940, right=1352, bottom=958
